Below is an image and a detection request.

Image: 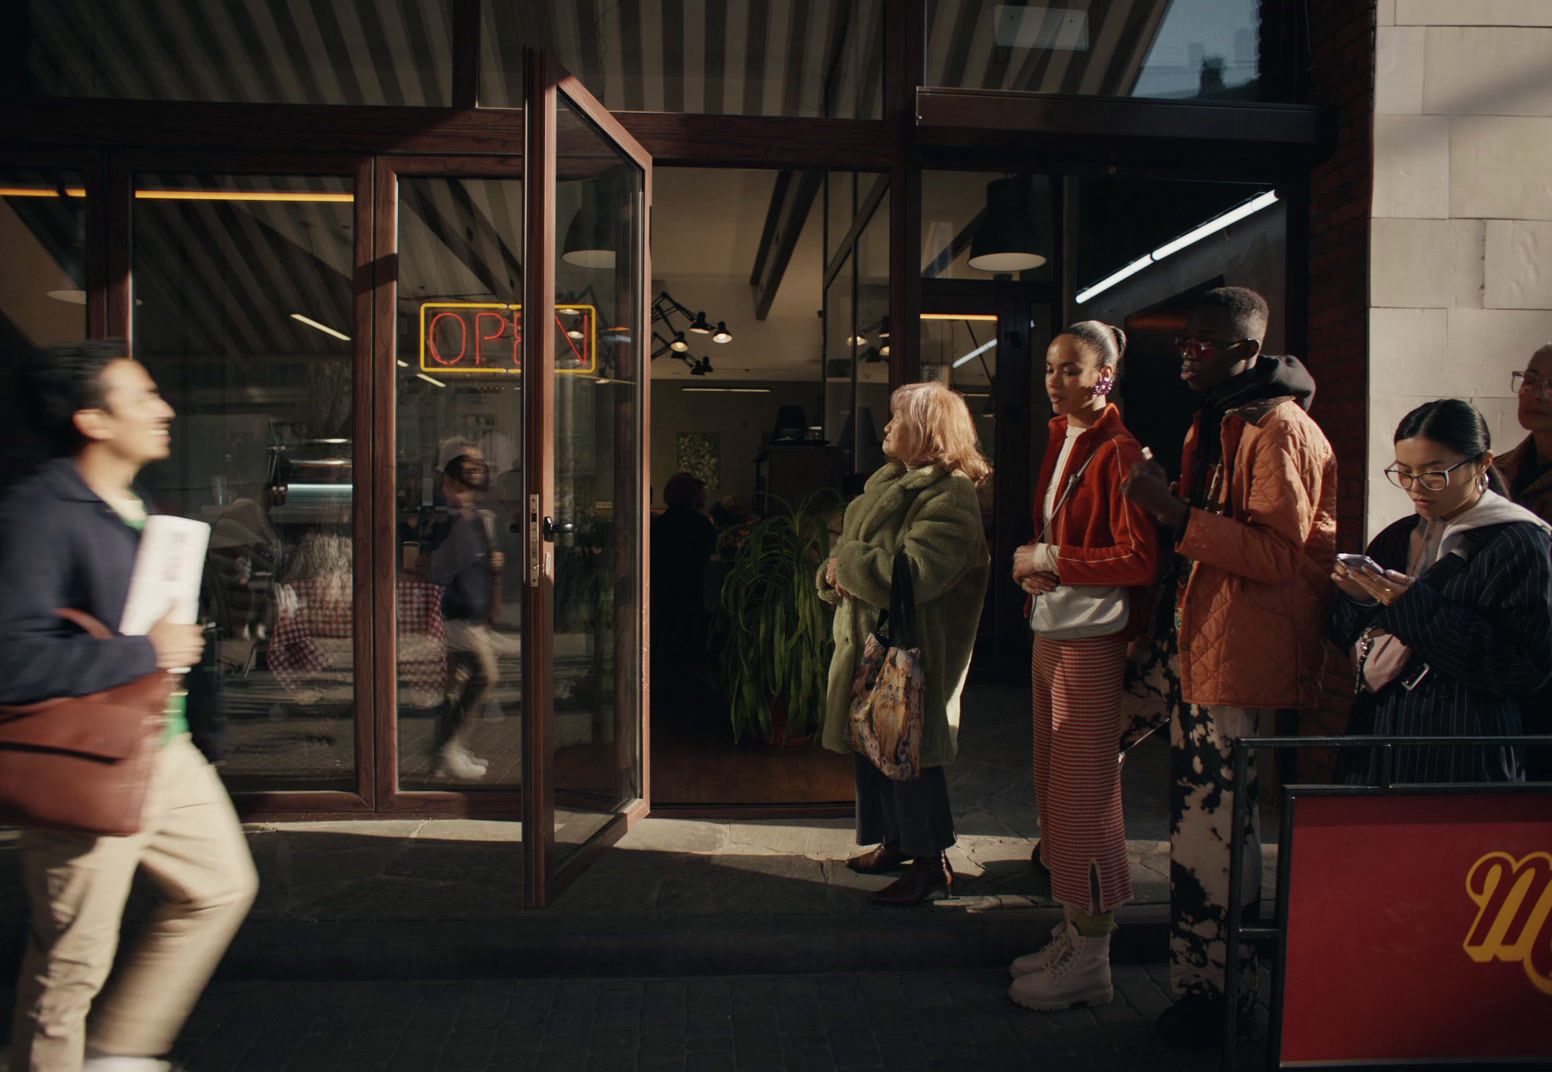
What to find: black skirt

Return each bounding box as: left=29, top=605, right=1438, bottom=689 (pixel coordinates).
left=853, top=754, right=956, bottom=858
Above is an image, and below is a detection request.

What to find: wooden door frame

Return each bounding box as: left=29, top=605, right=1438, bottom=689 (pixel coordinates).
left=524, top=50, right=654, bottom=908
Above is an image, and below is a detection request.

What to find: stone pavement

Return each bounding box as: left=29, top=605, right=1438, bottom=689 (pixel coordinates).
left=16, top=966, right=1263, bottom=1072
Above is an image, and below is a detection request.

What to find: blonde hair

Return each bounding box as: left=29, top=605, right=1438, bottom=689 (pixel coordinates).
left=888, top=381, right=992, bottom=486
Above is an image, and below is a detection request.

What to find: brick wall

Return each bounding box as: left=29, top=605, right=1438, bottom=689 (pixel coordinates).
left=1303, top=0, right=1378, bottom=766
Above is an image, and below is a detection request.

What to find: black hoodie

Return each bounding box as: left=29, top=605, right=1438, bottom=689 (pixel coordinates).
left=1193, top=354, right=1318, bottom=480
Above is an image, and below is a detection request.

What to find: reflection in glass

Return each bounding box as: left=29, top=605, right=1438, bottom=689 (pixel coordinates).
left=925, top=0, right=1271, bottom=102
left=395, top=177, right=526, bottom=790
left=551, top=94, right=645, bottom=862
left=0, top=171, right=87, bottom=493
left=26, top=0, right=454, bottom=106
left=482, top=0, right=884, bottom=117
left=132, top=173, right=357, bottom=791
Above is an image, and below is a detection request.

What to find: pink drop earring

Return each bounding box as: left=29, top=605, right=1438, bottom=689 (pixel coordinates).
left=1089, top=374, right=1114, bottom=398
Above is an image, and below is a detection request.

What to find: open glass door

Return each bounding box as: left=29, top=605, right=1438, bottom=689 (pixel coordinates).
left=523, top=52, right=651, bottom=907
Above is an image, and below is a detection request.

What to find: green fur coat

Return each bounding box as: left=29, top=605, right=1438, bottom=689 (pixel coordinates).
left=816, top=461, right=990, bottom=768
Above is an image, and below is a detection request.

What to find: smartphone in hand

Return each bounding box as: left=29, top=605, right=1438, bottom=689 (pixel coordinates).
left=1336, top=552, right=1382, bottom=574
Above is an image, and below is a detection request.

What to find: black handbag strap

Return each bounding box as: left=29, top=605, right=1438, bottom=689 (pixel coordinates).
left=875, top=549, right=920, bottom=650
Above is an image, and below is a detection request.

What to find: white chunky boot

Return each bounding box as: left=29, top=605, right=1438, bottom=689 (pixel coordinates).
left=1007, top=919, right=1073, bottom=978
left=1007, top=920, right=1114, bottom=1010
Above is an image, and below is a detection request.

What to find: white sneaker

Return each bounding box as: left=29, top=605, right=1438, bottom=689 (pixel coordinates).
left=83, top=1051, right=172, bottom=1072
left=1008, top=919, right=1073, bottom=978
left=1008, top=921, right=1114, bottom=1010
left=434, top=744, right=488, bottom=781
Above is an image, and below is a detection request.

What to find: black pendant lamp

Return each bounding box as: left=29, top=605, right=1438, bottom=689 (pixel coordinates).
left=562, top=180, right=617, bottom=270
left=967, top=177, right=1047, bottom=273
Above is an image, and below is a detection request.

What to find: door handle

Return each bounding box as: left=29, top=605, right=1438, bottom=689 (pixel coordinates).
left=542, top=517, right=576, bottom=542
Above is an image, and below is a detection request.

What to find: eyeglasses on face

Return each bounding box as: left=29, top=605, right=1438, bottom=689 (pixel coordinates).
left=1383, top=455, right=1478, bottom=492
left=1512, top=370, right=1552, bottom=400
left=1175, top=337, right=1248, bottom=359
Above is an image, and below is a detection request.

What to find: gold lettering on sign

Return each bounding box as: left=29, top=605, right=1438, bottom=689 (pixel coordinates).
left=1464, top=852, right=1552, bottom=997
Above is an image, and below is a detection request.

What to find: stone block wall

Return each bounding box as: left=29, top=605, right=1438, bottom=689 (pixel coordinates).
left=1369, top=0, right=1552, bottom=539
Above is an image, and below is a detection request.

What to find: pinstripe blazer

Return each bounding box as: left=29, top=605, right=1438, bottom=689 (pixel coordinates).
left=1330, top=516, right=1552, bottom=782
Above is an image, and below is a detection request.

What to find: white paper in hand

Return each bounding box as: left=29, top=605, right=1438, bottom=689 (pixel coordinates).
left=119, top=515, right=211, bottom=636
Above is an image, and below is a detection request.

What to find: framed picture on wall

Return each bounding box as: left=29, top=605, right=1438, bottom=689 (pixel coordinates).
left=675, top=432, right=720, bottom=491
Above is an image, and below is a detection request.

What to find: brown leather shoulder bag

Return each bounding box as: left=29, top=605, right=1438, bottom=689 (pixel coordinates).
left=0, top=609, right=172, bottom=837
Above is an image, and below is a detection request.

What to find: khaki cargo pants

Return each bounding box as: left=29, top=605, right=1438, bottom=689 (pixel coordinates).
left=9, top=736, right=258, bottom=1072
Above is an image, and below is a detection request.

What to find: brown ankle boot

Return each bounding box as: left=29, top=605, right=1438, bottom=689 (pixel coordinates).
left=846, top=844, right=908, bottom=874
left=868, top=852, right=952, bottom=906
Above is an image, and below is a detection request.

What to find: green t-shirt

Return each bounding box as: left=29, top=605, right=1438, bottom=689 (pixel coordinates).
left=111, top=502, right=192, bottom=744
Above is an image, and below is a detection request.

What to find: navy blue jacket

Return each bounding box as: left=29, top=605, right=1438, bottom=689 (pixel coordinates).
left=0, top=458, right=159, bottom=704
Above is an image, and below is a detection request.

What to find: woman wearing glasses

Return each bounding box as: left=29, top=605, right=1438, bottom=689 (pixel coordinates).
left=1329, top=399, right=1552, bottom=783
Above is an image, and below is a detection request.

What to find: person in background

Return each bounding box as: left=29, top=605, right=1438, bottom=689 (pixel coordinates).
left=819, top=382, right=991, bottom=906
left=422, top=445, right=503, bottom=781
left=1498, top=344, right=1552, bottom=780
left=651, top=472, right=717, bottom=658
left=1122, top=287, right=1336, bottom=1046
left=0, top=340, right=258, bottom=1072
left=1008, top=322, right=1159, bottom=1011
left=1330, top=399, right=1552, bottom=782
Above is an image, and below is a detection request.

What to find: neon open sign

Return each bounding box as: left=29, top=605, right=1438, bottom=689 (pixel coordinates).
left=418, top=302, right=597, bottom=375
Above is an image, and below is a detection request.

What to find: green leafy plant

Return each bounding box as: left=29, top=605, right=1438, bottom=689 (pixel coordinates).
left=715, top=491, right=841, bottom=744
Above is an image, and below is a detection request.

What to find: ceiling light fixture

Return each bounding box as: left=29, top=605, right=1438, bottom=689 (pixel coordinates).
left=417, top=372, right=447, bottom=388
left=396, top=359, right=410, bottom=368
left=651, top=290, right=733, bottom=373
left=290, top=312, right=351, bottom=341
left=1077, top=190, right=1280, bottom=304
left=46, top=289, right=87, bottom=305
left=968, top=177, right=1047, bottom=273
left=560, top=174, right=623, bottom=269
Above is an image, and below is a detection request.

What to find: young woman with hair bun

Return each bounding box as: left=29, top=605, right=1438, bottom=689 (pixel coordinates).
left=1007, top=321, right=1160, bottom=1011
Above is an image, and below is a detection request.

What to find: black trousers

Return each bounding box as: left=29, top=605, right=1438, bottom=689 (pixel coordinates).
left=853, top=754, right=956, bottom=859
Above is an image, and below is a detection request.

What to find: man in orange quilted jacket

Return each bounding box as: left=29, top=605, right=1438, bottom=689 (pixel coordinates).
left=1124, top=287, right=1337, bottom=1047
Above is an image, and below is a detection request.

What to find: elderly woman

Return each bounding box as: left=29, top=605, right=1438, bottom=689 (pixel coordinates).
left=819, top=381, right=991, bottom=906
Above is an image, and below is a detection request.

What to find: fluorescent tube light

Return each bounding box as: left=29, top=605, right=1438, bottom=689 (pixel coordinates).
left=1076, top=190, right=1279, bottom=304
left=952, top=338, right=998, bottom=369
left=290, top=313, right=351, bottom=341
left=417, top=373, right=446, bottom=388
left=1151, top=191, right=1279, bottom=261
left=1075, top=256, right=1153, bottom=305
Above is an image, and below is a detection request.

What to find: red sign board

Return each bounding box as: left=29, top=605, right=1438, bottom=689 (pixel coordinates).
left=1281, top=791, right=1552, bottom=1066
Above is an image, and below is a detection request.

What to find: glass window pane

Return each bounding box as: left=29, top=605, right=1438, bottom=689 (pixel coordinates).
left=132, top=172, right=358, bottom=791
left=0, top=170, right=88, bottom=493
left=481, top=0, right=884, bottom=117
left=28, top=0, right=453, bottom=106
left=926, top=0, right=1277, bottom=102
left=395, top=176, right=526, bottom=790
left=551, top=95, right=646, bottom=862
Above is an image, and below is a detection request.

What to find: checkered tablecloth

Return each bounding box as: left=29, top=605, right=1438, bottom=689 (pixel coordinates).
left=268, top=575, right=446, bottom=707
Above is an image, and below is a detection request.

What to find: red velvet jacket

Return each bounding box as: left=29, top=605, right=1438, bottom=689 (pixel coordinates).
left=1030, top=405, right=1160, bottom=634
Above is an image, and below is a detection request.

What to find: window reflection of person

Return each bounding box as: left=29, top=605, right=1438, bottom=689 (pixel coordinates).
left=208, top=454, right=291, bottom=645
left=423, top=448, right=504, bottom=780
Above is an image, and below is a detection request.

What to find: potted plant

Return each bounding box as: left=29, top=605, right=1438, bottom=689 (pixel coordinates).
left=714, top=490, right=840, bottom=745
